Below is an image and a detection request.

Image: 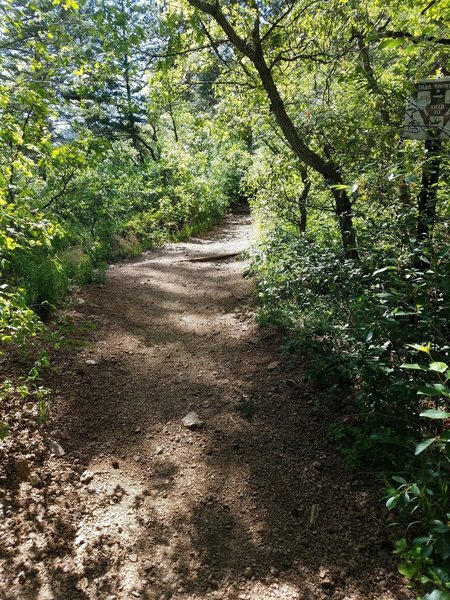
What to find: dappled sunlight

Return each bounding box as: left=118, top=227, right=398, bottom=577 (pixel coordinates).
left=9, top=213, right=402, bottom=600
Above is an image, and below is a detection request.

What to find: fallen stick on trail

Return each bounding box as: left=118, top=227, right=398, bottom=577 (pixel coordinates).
left=183, top=252, right=240, bottom=262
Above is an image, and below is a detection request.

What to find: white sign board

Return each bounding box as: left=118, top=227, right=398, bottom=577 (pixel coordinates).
left=404, top=78, right=450, bottom=140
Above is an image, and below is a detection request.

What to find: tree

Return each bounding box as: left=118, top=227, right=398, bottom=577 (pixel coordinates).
left=181, top=0, right=359, bottom=258
left=61, top=0, right=162, bottom=161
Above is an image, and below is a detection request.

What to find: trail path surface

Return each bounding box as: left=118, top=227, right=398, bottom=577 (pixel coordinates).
left=1, top=212, right=411, bottom=600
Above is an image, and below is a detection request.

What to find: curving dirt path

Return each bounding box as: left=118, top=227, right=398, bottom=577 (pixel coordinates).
left=0, top=211, right=412, bottom=600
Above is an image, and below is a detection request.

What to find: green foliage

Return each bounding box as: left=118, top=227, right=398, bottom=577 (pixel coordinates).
left=0, top=422, right=9, bottom=441
left=36, top=387, right=51, bottom=424
left=0, top=288, right=43, bottom=345
left=8, top=249, right=68, bottom=317
left=249, top=226, right=450, bottom=591
left=0, top=372, right=52, bottom=440
left=1, top=0, right=450, bottom=594
left=385, top=354, right=450, bottom=596
left=0, top=0, right=249, bottom=457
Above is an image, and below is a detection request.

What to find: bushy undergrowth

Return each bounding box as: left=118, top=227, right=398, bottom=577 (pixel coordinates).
left=1, top=137, right=245, bottom=329
left=248, top=227, right=450, bottom=596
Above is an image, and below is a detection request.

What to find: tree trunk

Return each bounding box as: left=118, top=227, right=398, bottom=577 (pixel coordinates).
left=299, top=167, right=310, bottom=233
left=253, top=51, right=358, bottom=258
left=415, top=138, right=442, bottom=268
left=331, top=187, right=358, bottom=259
left=186, top=0, right=359, bottom=258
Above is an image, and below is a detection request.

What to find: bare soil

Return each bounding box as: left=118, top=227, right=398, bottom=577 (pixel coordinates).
left=0, top=212, right=412, bottom=600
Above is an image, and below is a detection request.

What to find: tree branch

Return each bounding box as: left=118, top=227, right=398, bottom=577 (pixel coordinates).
left=375, top=29, right=450, bottom=46
left=42, top=169, right=77, bottom=210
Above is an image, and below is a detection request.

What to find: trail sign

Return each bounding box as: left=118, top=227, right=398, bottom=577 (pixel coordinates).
left=404, top=78, right=450, bottom=140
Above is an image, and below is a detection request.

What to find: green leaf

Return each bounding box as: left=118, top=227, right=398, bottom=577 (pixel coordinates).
left=433, top=565, right=450, bottom=584
left=407, top=343, right=431, bottom=355
left=415, top=437, right=436, bottom=455
left=413, top=535, right=432, bottom=546
left=63, top=0, right=79, bottom=9
left=418, top=386, right=444, bottom=397
left=392, top=475, right=408, bottom=484
left=434, top=536, right=450, bottom=560
left=372, top=265, right=397, bottom=276
left=398, top=563, right=416, bottom=577
left=433, top=384, right=450, bottom=396
left=421, top=410, right=450, bottom=419
left=401, top=363, right=427, bottom=370
left=330, top=184, right=349, bottom=190
left=423, top=589, right=450, bottom=600
left=378, top=38, right=405, bottom=50
left=431, top=520, right=449, bottom=534
left=386, top=496, right=398, bottom=510
left=430, top=362, right=449, bottom=373
left=365, top=328, right=374, bottom=342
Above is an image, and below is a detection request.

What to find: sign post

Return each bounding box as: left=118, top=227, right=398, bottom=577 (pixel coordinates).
left=404, top=78, right=450, bottom=267
left=404, top=78, right=450, bottom=141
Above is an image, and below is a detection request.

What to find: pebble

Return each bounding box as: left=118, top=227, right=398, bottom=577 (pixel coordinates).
left=80, top=471, right=94, bottom=484
left=244, top=566, right=253, bottom=579
left=50, top=441, right=65, bottom=457
left=267, top=361, right=280, bottom=371
left=182, top=411, right=204, bottom=429
left=129, top=554, right=138, bottom=562
left=29, top=473, right=41, bottom=486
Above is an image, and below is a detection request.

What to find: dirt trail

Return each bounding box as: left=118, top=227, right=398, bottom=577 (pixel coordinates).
left=0, top=212, right=411, bottom=600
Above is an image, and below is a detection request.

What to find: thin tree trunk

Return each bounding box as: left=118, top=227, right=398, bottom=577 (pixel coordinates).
left=168, top=100, right=179, bottom=143
left=299, top=166, right=310, bottom=233
left=252, top=51, right=358, bottom=258
left=415, top=138, right=442, bottom=268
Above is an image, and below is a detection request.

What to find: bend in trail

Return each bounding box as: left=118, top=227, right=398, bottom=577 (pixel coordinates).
left=4, top=211, right=409, bottom=600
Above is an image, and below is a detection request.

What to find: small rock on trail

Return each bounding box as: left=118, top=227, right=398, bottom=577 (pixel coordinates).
left=182, top=411, right=204, bottom=429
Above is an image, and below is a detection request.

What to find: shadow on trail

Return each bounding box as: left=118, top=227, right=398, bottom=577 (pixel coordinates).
left=40, top=213, right=399, bottom=600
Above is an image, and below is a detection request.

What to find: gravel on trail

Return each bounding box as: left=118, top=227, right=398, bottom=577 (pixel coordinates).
left=0, top=211, right=413, bottom=600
